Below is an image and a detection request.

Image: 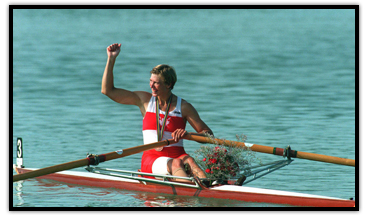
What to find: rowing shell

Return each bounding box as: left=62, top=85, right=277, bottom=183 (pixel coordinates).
left=13, top=166, right=355, bottom=207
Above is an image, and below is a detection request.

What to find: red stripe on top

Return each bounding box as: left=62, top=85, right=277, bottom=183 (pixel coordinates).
left=142, top=111, right=186, bottom=132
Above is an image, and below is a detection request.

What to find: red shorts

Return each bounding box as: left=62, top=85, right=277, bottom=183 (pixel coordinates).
left=141, top=146, right=188, bottom=178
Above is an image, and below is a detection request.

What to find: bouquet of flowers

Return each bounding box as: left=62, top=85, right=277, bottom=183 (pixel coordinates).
left=193, top=134, right=259, bottom=183
left=202, top=146, right=239, bottom=177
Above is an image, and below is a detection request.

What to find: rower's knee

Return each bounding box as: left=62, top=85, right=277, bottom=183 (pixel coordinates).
left=171, top=158, right=184, bottom=169
left=182, top=156, right=206, bottom=178
left=167, top=158, right=184, bottom=174
left=183, top=156, right=197, bottom=167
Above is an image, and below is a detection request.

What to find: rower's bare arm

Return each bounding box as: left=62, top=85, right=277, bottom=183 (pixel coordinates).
left=182, top=101, right=213, bottom=136
left=101, top=43, right=150, bottom=115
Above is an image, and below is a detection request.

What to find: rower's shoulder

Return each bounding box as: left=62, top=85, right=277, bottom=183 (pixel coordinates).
left=133, top=91, right=152, bottom=103
left=180, top=98, right=197, bottom=113
left=180, top=97, right=189, bottom=106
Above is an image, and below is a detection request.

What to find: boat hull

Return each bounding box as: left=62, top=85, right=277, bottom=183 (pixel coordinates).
left=13, top=167, right=355, bottom=207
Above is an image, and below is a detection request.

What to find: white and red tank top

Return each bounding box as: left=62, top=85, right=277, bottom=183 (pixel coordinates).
left=142, top=96, right=186, bottom=147
left=141, top=96, right=188, bottom=175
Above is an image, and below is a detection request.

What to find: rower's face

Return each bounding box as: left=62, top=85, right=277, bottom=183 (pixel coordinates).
left=150, top=74, right=168, bottom=97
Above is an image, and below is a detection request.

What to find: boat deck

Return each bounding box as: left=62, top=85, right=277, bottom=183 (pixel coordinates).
left=14, top=166, right=355, bottom=207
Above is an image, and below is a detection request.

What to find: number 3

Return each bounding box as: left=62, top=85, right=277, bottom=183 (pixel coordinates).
left=17, top=138, right=22, bottom=158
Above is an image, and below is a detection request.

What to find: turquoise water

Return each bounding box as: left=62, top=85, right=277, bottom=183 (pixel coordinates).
left=12, top=9, right=356, bottom=207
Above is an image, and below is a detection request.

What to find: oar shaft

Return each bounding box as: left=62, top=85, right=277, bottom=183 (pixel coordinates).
left=296, top=151, right=355, bottom=166
left=13, top=158, right=89, bottom=182
left=184, top=133, right=355, bottom=167
left=13, top=139, right=177, bottom=182
left=183, top=133, right=274, bottom=153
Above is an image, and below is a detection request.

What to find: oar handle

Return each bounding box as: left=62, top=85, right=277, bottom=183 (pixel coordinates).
left=13, top=139, right=177, bottom=182
left=183, top=133, right=355, bottom=167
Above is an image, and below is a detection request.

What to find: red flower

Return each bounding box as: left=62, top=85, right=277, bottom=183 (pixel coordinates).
left=209, top=159, right=217, bottom=164
left=205, top=168, right=211, bottom=173
left=203, top=158, right=207, bottom=161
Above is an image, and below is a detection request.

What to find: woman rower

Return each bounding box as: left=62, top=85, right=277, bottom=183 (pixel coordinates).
left=101, top=43, right=213, bottom=182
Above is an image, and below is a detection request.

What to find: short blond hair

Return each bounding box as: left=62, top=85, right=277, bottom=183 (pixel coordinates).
left=150, top=64, right=177, bottom=90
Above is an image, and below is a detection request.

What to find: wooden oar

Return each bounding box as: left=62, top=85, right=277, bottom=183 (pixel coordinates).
left=184, top=133, right=355, bottom=167
left=13, top=139, right=177, bottom=182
